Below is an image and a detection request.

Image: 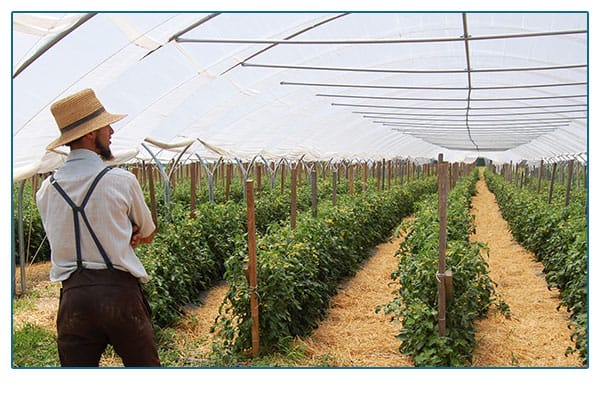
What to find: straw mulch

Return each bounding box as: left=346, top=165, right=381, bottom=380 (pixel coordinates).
left=470, top=174, right=582, bottom=367
left=13, top=262, right=59, bottom=332
left=171, top=282, right=231, bottom=364
left=295, top=233, right=413, bottom=367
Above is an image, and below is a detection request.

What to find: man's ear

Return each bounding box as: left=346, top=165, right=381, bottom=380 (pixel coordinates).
left=84, top=130, right=97, bottom=140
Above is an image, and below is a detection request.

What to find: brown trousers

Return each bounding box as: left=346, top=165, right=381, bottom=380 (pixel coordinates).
left=57, top=268, right=160, bottom=367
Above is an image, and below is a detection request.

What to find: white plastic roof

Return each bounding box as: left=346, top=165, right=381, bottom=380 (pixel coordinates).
left=12, top=12, right=588, bottom=178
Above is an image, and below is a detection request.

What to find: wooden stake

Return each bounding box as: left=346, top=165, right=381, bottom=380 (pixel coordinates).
left=348, top=164, right=354, bottom=195
left=548, top=163, right=557, bottom=204
left=565, top=159, right=574, bottom=207
left=245, top=180, right=260, bottom=357
left=290, top=166, right=298, bottom=229
left=225, top=163, right=232, bottom=201
left=376, top=161, right=381, bottom=191
left=280, top=162, right=285, bottom=194
left=362, top=162, right=367, bottom=193
left=311, top=169, right=318, bottom=218
left=332, top=170, right=338, bottom=206
left=387, top=160, right=393, bottom=190
left=190, top=162, right=197, bottom=219
left=437, top=154, right=448, bottom=336
left=256, top=164, right=262, bottom=192
left=537, top=160, right=543, bottom=194
left=146, top=165, right=158, bottom=227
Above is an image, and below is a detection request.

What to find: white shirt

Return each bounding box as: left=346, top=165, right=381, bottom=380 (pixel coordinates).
left=36, top=149, right=155, bottom=283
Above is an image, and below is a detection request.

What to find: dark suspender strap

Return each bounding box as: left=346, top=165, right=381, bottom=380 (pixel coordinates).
left=78, top=167, right=114, bottom=270
left=49, top=176, right=85, bottom=269
left=80, top=167, right=112, bottom=209
left=50, top=167, right=114, bottom=271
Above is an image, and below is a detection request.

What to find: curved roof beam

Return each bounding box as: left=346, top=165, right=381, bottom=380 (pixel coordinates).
left=13, top=13, right=97, bottom=78
left=176, top=28, right=586, bottom=45
left=218, top=13, right=349, bottom=75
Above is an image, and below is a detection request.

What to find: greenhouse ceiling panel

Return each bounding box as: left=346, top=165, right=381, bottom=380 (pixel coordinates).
left=12, top=11, right=588, bottom=177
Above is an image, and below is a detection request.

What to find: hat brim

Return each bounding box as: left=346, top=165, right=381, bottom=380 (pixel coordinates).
left=46, top=112, right=127, bottom=151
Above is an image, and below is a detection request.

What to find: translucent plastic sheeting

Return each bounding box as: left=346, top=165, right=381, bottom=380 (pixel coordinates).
left=12, top=12, right=588, bottom=179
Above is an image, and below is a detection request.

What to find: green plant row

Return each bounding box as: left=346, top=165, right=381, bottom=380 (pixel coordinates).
left=137, top=200, right=246, bottom=327
left=379, top=169, right=505, bottom=366
left=506, top=171, right=587, bottom=214
left=10, top=170, right=355, bottom=266
left=12, top=181, right=51, bottom=264
left=211, top=177, right=438, bottom=359
left=484, top=169, right=588, bottom=364
left=137, top=175, right=424, bottom=329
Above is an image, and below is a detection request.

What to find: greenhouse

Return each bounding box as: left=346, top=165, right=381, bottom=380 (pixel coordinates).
left=11, top=10, right=589, bottom=380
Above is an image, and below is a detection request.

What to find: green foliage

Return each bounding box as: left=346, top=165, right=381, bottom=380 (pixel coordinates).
left=15, top=166, right=439, bottom=362
left=484, top=169, right=588, bottom=364
left=138, top=201, right=246, bottom=328
left=211, top=177, right=438, bottom=356
left=12, top=323, right=60, bottom=367
left=13, top=180, right=51, bottom=263
left=380, top=169, right=503, bottom=366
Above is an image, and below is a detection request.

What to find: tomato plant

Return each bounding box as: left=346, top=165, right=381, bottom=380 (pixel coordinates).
left=380, top=169, right=504, bottom=366
left=212, top=177, right=438, bottom=355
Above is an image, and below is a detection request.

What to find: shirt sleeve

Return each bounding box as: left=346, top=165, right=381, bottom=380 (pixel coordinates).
left=127, top=173, right=156, bottom=238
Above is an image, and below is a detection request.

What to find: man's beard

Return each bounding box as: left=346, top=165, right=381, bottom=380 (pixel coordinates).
left=96, top=136, right=114, bottom=161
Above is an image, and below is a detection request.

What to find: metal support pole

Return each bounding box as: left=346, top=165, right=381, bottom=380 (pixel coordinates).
left=141, top=143, right=171, bottom=211
left=17, top=180, right=26, bottom=294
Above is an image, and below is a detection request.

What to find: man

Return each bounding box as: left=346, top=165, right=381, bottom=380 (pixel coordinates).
left=36, top=88, right=160, bottom=367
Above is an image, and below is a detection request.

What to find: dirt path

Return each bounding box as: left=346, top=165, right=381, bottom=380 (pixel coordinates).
left=470, top=174, right=582, bottom=367
left=171, top=282, right=230, bottom=364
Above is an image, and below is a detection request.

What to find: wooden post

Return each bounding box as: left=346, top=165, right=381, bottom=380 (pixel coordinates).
left=444, top=270, right=453, bottom=303
left=565, top=159, right=574, bottom=207
left=400, top=161, right=404, bottom=185
left=290, top=166, right=298, bottom=229
left=332, top=170, right=338, bottom=206
left=256, top=164, right=262, bottom=192
left=376, top=161, right=382, bottom=191
left=311, top=169, right=318, bottom=218
left=362, top=162, right=367, bottom=193
left=452, top=163, right=459, bottom=188
left=190, top=162, right=197, bottom=219
left=437, top=154, right=448, bottom=336
left=146, top=165, right=158, bottom=227
left=537, top=160, right=543, bottom=194
left=245, top=180, right=260, bottom=357
left=348, top=164, right=354, bottom=195
left=225, top=163, right=232, bottom=201
left=387, top=160, right=392, bottom=190
left=280, top=162, right=285, bottom=194
left=548, top=163, right=557, bottom=204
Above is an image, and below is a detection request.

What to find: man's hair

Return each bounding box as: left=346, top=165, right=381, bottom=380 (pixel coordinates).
left=66, top=130, right=96, bottom=147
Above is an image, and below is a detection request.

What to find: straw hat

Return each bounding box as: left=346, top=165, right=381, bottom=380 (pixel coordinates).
left=47, top=88, right=127, bottom=150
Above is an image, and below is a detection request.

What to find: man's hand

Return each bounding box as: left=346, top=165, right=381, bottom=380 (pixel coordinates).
left=131, top=223, right=155, bottom=248
left=130, top=224, right=142, bottom=249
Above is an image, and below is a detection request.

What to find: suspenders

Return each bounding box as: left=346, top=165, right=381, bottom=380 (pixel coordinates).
left=50, top=167, right=115, bottom=271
